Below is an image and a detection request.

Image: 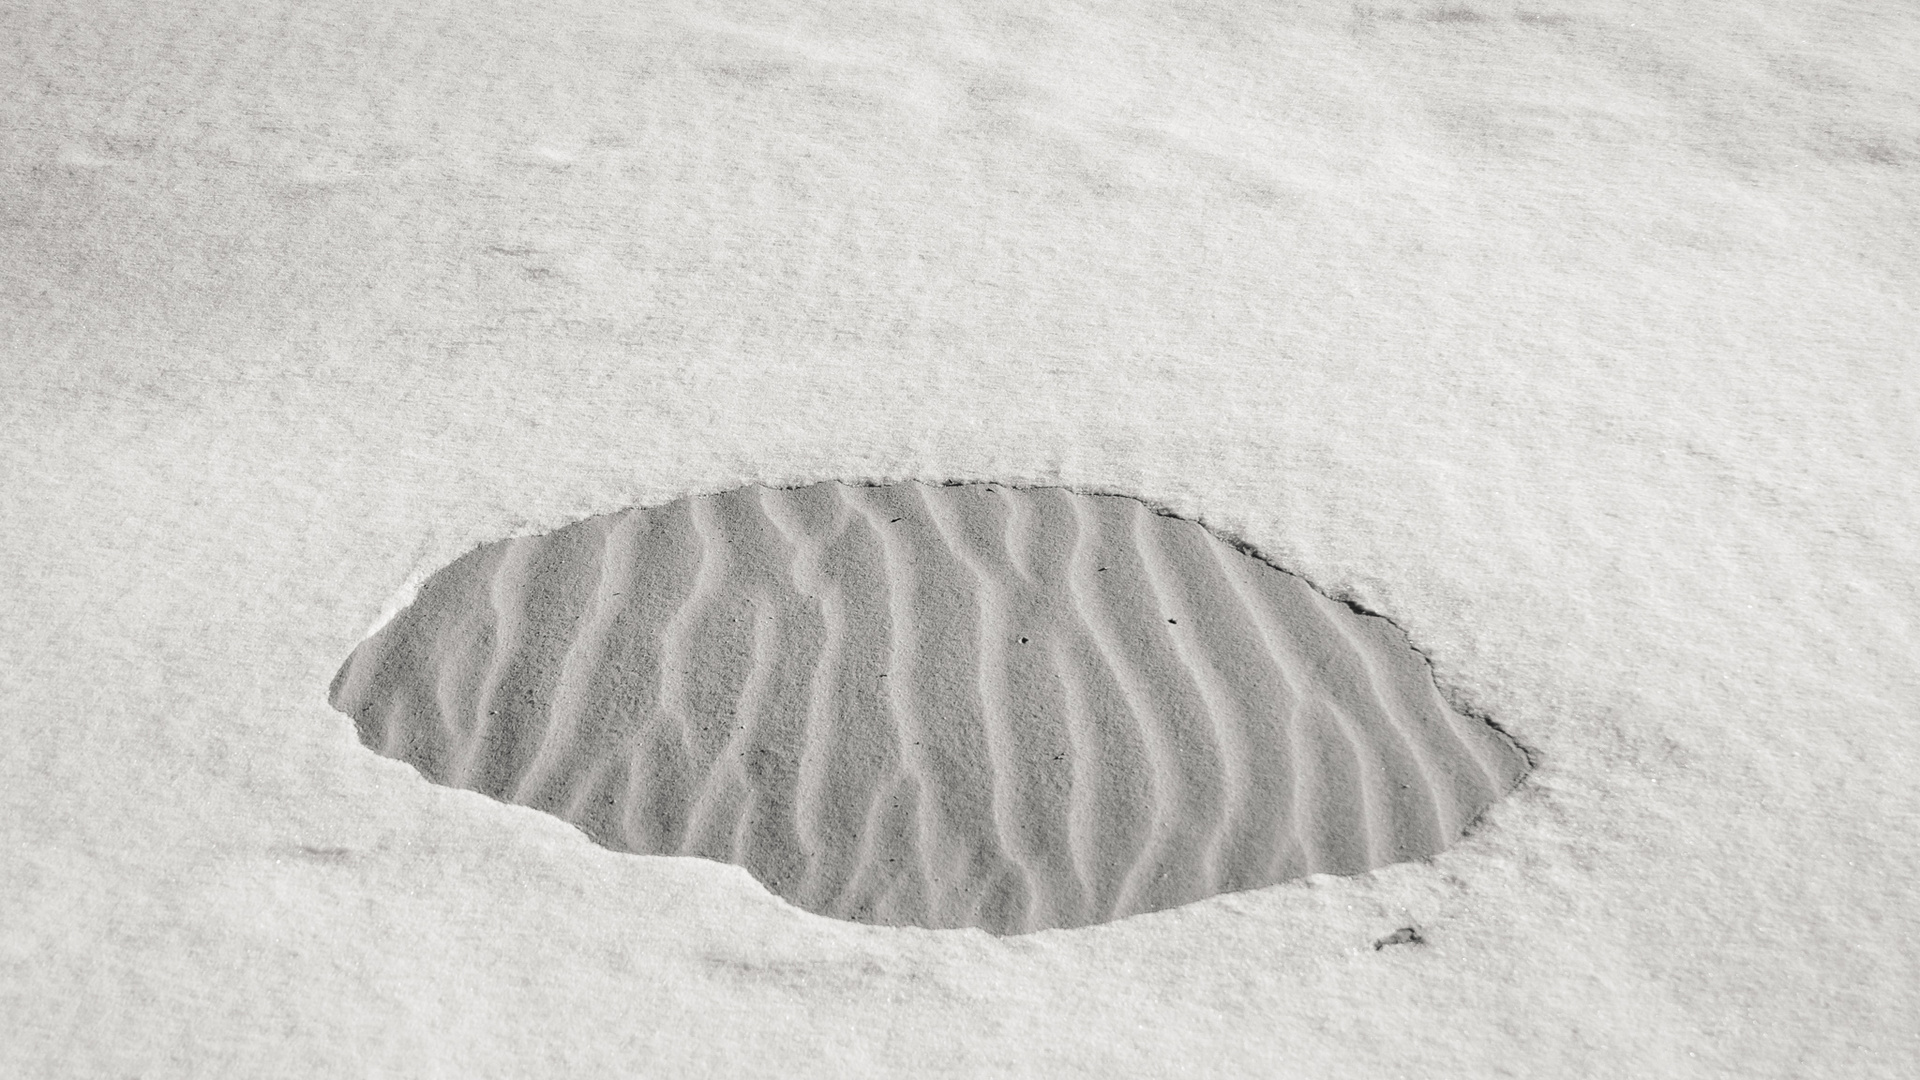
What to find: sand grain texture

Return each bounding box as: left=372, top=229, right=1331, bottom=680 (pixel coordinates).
left=330, top=482, right=1527, bottom=932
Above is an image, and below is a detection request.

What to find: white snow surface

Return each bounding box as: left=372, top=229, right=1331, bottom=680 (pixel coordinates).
left=3, top=0, right=1915, bottom=1075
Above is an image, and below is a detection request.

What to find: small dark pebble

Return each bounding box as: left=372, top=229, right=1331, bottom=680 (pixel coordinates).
left=1372, top=926, right=1424, bottom=950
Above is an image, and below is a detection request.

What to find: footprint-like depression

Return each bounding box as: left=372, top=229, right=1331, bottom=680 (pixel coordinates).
left=330, top=482, right=1528, bottom=933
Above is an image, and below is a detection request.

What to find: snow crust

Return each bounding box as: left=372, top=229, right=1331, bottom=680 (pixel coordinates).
left=3, top=0, right=1915, bottom=1075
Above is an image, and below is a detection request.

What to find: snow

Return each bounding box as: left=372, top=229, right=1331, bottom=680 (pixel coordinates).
left=3, top=0, right=1915, bottom=1075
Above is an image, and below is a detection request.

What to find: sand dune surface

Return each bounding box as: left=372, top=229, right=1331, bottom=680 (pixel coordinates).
left=331, top=482, right=1528, bottom=932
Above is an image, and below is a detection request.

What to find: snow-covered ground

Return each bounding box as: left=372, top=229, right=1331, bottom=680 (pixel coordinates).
left=4, top=1, right=1915, bottom=1075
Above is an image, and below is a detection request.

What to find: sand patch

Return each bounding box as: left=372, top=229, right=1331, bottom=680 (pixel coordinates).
left=329, top=482, right=1527, bottom=932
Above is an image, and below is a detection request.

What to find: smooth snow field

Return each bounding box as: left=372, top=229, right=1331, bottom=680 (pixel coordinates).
left=3, top=1, right=1916, bottom=1076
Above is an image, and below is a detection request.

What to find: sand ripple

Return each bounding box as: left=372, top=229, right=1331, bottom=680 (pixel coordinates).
left=330, top=482, right=1528, bottom=933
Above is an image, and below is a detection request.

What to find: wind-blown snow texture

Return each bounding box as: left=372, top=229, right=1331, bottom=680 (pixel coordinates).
left=5, top=0, right=1917, bottom=1076
left=331, top=483, right=1526, bottom=932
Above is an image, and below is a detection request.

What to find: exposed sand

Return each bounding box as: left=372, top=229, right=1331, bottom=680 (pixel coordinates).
left=332, top=482, right=1526, bottom=932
